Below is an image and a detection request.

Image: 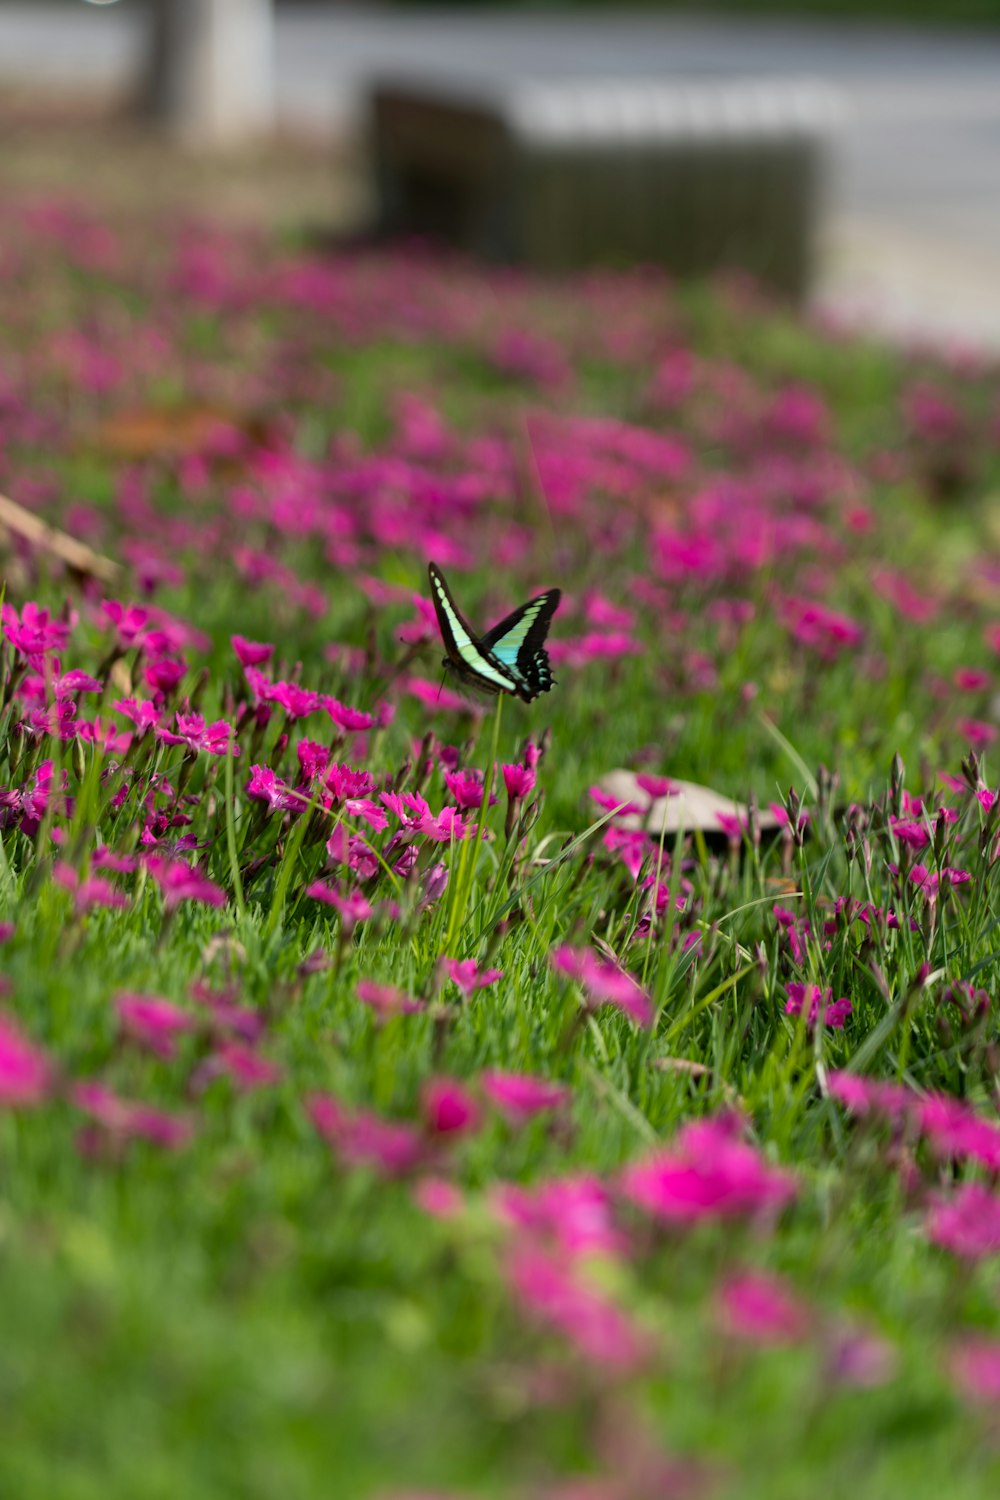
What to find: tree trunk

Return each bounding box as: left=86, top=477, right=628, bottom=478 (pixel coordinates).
left=139, top=0, right=274, bottom=146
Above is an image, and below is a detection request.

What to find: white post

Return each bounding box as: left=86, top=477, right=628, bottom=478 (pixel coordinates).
left=142, top=0, right=275, bottom=146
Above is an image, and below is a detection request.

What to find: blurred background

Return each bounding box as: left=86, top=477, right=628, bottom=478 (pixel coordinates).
left=1, top=0, right=999, bottom=347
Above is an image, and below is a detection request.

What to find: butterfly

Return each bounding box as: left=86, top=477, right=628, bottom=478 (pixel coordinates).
left=427, top=562, right=561, bottom=704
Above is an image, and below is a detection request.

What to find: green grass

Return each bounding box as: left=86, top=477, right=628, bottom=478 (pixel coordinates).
left=0, top=195, right=999, bottom=1498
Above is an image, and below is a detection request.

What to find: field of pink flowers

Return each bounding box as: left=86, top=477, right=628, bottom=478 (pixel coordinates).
left=2, top=192, right=1000, bottom=1499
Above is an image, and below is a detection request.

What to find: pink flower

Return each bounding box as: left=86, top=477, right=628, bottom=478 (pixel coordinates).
left=297, top=741, right=330, bottom=782
left=246, top=765, right=302, bottom=813
left=356, top=576, right=412, bottom=608
left=422, top=1077, right=480, bottom=1137
left=398, top=594, right=438, bottom=646
left=325, top=828, right=379, bottom=880
left=621, top=1116, right=796, bottom=1225
left=825, top=1324, right=898, bottom=1389
left=413, top=1177, right=464, bottom=1220
left=72, top=1082, right=193, bottom=1149
left=909, top=863, right=970, bottom=902
left=2, top=601, right=72, bottom=658
left=144, top=608, right=209, bottom=655
left=554, top=632, right=642, bottom=666
left=828, top=1074, right=1000, bottom=1171
left=144, top=657, right=187, bottom=694
left=0, top=1016, right=52, bottom=1105
left=156, top=713, right=235, bottom=756
left=405, top=676, right=475, bottom=714
left=191, top=983, right=265, bottom=1044
left=773, top=900, right=809, bottom=960
left=443, top=768, right=494, bottom=811
left=91, top=848, right=139, bottom=875
left=603, top=827, right=653, bottom=882
left=116, top=993, right=196, bottom=1058
left=443, top=958, right=503, bottom=996
left=26, top=701, right=78, bottom=742
left=871, top=568, right=939, bottom=625
left=208, top=1042, right=282, bottom=1090
left=382, top=791, right=469, bottom=844
left=53, top=862, right=129, bottom=915
left=904, top=380, right=965, bottom=443
left=715, top=811, right=747, bottom=841
left=308, top=1093, right=424, bottom=1177
left=21, top=663, right=102, bottom=700
left=305, top=883, right=373, bottom=928
left=917, top=1095, right=1000, bottom=1171
left=782, top=598, right=863, bottom=658
left=716, top=1270, right=810, bottom=1345
left=584, top=593, right=635, bottom=631
left=501, top=763, right=536, bottom=801
left=243, top=665, right=273, bottom=709
left=493, top=327, right=570, bottom=388
left=506, top=1243, right=650, bottom=1373
left=954, top=667, right=989, bottom=692
left=381, top=790, right=431, bottom=826
left=112, top=697, right=161, bottom=732
left=550, top=945, right=653, bottom=1028
left=419, top=862, right=449, bottom=910
left=0, top=761, right=68, bottom=837
left=588, top=786, right=644, bottom=817
left=826, top=1071, right=914, bottom=1120
left=635, top=773, right=677, bottom=799
left=480, top=1069, right=570, bottom=1122
left=925, top=1182, right=1000, bottom=1260
left=889, top=816, right=929, bottom=849
left=784, top=982, right=851, bottom=1029
left=145, top=856, right=227, bottom=910
left=417, top=806, right=469, bottom=843
left=321, top=696, right=376, bottom=733
left=356, top=980, right=425, bottom=1018
left=324, top=761, right=377, bottom=802
left=958, top=717, right=997, bottom=749
left=268, top=680, right=320, bottom=720
left=948, top=1337, right=1000, bottom=1405
left=231, top=634, right=273, bottom=667
left=101, top=600, right=149, bottom=648
left=493, top=1174, right=626, bottom=1260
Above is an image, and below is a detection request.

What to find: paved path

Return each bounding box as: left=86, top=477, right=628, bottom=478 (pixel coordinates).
left=3, top=3, right=1000, bottom=347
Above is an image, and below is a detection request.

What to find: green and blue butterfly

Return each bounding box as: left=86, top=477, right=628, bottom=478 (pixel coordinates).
left=428, top=562, right=561, bottom=704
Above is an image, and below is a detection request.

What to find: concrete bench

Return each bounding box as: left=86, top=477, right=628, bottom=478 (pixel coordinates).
left=370, top=76, right=841, bottom=299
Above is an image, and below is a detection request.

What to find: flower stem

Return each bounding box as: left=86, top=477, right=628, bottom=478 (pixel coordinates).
left=224, top=729, right=247, bottom=922
left=445, top=693, right=503, bottom=951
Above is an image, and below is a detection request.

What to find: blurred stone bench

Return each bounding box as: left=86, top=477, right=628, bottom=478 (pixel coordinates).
left=370, top=76, right=841, bottom=299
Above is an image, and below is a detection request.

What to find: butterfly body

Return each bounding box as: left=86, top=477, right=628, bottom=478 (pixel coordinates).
left=428, top=563, right=560, bottom=704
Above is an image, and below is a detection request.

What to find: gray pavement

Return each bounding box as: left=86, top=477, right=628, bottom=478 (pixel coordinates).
left=3, top=3, right=1000, bottom=348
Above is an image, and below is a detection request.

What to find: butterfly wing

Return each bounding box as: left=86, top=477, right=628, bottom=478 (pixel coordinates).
left=427, top=563, right=521, bottom=696
left=479, top=588, right=561, bottom=703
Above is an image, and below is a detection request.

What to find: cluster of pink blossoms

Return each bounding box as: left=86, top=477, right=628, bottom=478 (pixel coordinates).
left=3, top=188, right=1000, bottom=1494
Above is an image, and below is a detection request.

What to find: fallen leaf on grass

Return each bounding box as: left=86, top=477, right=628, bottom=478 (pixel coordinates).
left=597, top=769, right=785, bottom=840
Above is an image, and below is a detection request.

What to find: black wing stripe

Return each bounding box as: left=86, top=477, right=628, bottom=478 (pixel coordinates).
left=479, top=588, right=561, bottom=701
left=427, top=563, right=521, bottom=693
